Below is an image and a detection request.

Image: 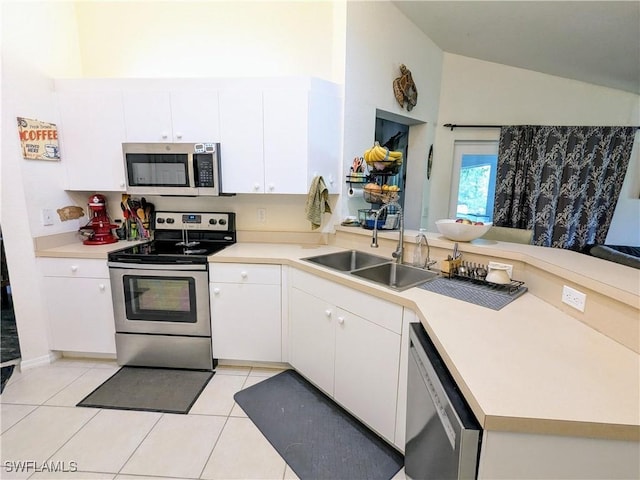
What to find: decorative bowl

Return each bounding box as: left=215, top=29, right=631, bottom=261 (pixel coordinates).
left=435, top=219, right=492, bottom=242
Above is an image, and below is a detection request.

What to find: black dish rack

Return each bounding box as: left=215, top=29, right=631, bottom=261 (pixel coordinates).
left=442, top=265, right=525, bottom=295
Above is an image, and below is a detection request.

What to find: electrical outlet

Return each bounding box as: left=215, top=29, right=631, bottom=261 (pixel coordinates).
left=562, top=285, right=586, bottom=312
left=257, top=208, right=267, bottom=223
left=41, top=209, right=54, bottom=226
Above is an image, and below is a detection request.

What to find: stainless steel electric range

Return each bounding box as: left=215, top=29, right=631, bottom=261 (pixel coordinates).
left=107, top=211, right=236, bottom=371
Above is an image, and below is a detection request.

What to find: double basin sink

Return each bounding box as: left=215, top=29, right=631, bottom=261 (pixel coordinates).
left=302, top=250, right=438, bottom=291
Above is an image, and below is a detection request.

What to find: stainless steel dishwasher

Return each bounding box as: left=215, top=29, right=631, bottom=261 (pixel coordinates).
left=406, top=323, right=482, bottom=479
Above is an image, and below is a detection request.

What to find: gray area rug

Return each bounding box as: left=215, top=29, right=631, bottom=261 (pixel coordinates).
left=77, top=366, right=213, bottom=414
left=234, top=369, right=403, bottom=480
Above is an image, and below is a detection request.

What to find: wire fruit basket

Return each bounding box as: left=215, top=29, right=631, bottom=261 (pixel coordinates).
left=363, top=188, right=401, bottom=204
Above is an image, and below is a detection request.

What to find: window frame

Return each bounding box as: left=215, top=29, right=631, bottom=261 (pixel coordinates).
left=449, top=140, right=499, bottom=221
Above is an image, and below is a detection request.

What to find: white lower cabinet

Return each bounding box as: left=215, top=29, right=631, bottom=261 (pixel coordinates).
left=39, top=258, right=116, bottom=354
left=210, top=263, right=282, bottom=362
left=289, top=288, right=336, bottom=394
left=289, top=268, right=403, bottom=444
left=333, top=307, right=401, bottom=441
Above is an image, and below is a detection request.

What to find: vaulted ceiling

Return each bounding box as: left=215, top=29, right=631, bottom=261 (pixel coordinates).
left=392, top=1, right=640, bottom=94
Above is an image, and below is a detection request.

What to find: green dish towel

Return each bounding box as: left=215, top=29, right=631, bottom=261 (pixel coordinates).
left=305, top=176, right=332, bottom=230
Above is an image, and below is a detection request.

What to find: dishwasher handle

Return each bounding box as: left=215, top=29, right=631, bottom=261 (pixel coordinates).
left=410, top=341, right=457, bottom=449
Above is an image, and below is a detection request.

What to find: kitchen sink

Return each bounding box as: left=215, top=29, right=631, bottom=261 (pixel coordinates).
left=351, top=263, right=439, bottom=291
left=302, top=250, right=391, bottom=272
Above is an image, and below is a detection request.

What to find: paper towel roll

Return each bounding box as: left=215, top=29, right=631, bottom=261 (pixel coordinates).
left=347, top=188, right=363, bottom=198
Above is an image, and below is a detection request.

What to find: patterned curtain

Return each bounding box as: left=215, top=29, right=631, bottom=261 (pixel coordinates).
left=493, top=125, right=638, bottom=250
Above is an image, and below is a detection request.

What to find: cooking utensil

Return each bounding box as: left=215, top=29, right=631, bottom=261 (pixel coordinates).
left=457, top=262, right=468, bottom=276
left=352, top=156, right=364, bottom=173
left=120, top=202, right=129, bottom=220
left=475, top=265, right=488, bottom=279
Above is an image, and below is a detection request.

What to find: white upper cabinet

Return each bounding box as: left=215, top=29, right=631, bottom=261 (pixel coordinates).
left=170, top=89, right=221, bottom=142
left=56, top=89, right=127, bottom=191
left=262, top=87, right=309, bottom=193
left=123, top=89, right=220, bottom=143
left=220, top=79, right=342, bottom=194
left=218, top=89, right=265, bottom=193
left=123, top=91, right=173, bottom=142
left=54, top=77, right=341, bottom=194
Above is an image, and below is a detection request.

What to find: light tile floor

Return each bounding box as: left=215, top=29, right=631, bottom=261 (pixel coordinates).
left=0, top=359, right=406, bottom=480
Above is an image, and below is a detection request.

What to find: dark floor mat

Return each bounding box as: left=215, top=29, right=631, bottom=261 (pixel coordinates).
left=1, top=299, right=21, bottom=364
left=234, top=369, right=403, bottom=480
left=77, top=366, right=213, bottom=414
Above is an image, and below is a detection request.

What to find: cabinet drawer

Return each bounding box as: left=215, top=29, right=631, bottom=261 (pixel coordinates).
left=291, top=268, right=403, bottom=334
left=39, top=258, right=109, bottom=278
left=210, top=263, right=281, bottom=285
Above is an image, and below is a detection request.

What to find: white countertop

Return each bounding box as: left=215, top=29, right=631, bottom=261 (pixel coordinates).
left=334, top=225, right=640, bottom=307
left=35, top=239, right=148, bottom=259
left=210, top=242, right=640, bottom=442
left=33, top=233, right=639, bottom=441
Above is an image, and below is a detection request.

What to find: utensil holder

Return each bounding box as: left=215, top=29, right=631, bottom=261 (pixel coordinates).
left=441, top=257, right=462, bottom=274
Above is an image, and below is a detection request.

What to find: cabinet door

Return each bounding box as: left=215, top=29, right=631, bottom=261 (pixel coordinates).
left=289, top=287, right=335, bottom=395
left=170, top=90, right=221, bottom=142
left=334, top=308, right=401, bottom=441
left=210, top=283, right=281, bottom=362
left=308, top=88, right=341, bottom=194
left=57, top=91, right=127, bottom=191
left=218, top=89, right=264, bottom=193
left=263, top=88, right=308, bottom=193
left=44, top=277, right=116, bottom=354
left=122, top=90, right=173, bottom=142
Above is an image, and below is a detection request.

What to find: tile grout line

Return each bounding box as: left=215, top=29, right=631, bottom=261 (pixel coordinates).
left=114, top=410, right=165, bottom=478
left=197, top=367, right=254, bottom=479
left=196, top=413, right=231, bottom=480
left=0, top=403, right=39, bottom=436
left=39, top=405, right=102, bottom=469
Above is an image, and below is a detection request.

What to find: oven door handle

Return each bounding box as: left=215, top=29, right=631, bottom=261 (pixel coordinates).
left=107, top=261, right=207, bottom=271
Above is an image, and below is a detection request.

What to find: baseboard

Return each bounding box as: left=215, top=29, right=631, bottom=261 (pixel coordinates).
left=19, top=351, right=60, bottom=370
left=217, top=359, right=291, bottom=370
left=61, top=352, right=117, bottom=360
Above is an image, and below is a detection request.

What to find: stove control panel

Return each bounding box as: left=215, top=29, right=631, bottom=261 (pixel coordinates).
left=154, top=211, right=233, bottom=231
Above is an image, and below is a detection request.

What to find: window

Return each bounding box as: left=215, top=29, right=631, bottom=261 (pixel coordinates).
left=450, top=141, right=498, bottom=223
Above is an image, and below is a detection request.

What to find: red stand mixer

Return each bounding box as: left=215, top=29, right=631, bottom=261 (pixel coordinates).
left=82, top=194, right=118, bottom=245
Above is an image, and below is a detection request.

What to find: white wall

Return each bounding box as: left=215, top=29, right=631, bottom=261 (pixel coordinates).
left=429, top=53, right=640, bottom=245
left=74, top=1, right=340, bottom=81
left=343, top=1, right=443, bottom=229
left=1, top=1, right=84, bottom=364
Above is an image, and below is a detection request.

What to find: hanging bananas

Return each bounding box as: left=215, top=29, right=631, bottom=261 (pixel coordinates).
left=363, top=141, right=403, bottom=166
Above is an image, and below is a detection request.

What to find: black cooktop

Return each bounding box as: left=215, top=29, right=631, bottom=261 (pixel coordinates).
left=109, top=240, right=230, bottom=264
left=108, top=211, right=236, bottom=265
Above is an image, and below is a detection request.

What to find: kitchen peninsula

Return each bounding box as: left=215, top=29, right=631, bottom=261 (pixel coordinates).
left=207, top=229, right=639, bottom=478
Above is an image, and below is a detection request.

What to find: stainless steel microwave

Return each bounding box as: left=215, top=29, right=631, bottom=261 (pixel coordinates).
left=123, top=142, right=223, bottom=196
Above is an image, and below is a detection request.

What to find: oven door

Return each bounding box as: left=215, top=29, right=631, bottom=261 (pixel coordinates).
left=109, top=262, right=210, bottom=337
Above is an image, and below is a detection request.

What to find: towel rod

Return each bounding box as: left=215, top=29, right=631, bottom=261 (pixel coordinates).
left=443, top=123, right=640, bottom=131
left=443, top=123, right=502, bottom=131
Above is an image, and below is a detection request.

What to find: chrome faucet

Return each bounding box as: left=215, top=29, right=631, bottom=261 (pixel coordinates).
left=371, top=202, right=404, bottom=264
left=416, top=229, right=437, bottom=269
